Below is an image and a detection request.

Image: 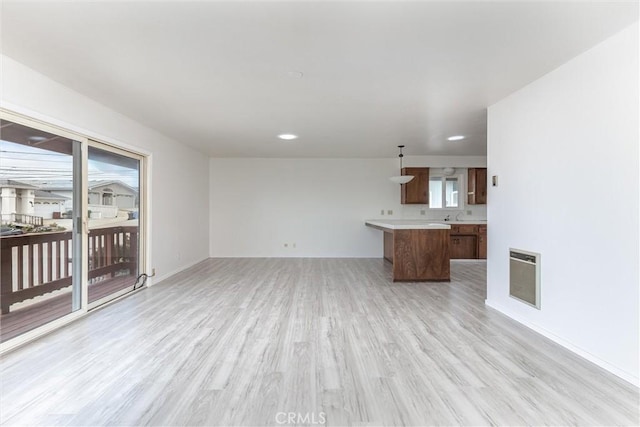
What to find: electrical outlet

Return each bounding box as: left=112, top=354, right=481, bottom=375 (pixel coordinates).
left=380, top=209, right=385, bottom=215
left=293, top=243, right=296, bottom=248
left=152, top=268, right=156, bottom=276
left=466, top=210, right=472, bottom=215
left=420, top=209, right=426, bottom=215
left=284, top=243, right=288, bottom=248
left=387, top=209, right=393, bottom=215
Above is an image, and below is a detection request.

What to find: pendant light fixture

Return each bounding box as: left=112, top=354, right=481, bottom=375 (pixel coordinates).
left=389, top=145, right=414, bottom=184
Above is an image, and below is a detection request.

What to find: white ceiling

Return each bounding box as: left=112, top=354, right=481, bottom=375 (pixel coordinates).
left=1, top=1, right=637, bottom=158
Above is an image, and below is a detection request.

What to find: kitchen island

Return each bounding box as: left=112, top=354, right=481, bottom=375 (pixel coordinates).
left=365, top=220, right=451, bottom=282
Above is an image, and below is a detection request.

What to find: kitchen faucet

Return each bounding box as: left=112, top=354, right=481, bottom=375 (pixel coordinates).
left=444, top=214, right=450, bottom=221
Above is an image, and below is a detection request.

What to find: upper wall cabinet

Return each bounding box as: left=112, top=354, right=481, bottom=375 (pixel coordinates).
left=467, top=168, right=487, bottom=205
left=401, top=167, right=429, bottom=204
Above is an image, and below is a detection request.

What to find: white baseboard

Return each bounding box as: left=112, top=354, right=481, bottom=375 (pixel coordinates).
left=149, top=257, right=209, bottom=286
left=485, top=299, right=639, bottom=388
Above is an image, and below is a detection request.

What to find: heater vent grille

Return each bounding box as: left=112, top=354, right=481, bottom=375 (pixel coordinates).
left=509, top=249, right=541, bottom=309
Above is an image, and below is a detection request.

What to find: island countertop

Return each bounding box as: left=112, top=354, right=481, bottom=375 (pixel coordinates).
left=365, top=219, right=451, bottom=230
left=365, top=219, right=486, bottom=231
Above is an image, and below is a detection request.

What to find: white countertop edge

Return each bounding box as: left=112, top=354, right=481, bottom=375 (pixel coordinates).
left=365, top=220, right=452, bottom=230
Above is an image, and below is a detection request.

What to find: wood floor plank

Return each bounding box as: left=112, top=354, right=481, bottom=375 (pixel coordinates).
left=0, top=258, right=638, bottom=426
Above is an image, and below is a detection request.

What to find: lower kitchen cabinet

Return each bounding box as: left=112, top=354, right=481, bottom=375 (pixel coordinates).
left=450, top=223, right=487, bottom=259
left=450, top=235, right=478, bottom=259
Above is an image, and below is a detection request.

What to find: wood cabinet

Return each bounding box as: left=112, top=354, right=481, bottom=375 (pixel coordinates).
left=451, top=224, right=478, bottom=235
left=450, top=223, right=487, bottom=259
left=450, top=235, right=477, bottom=259
left=375, top=224, right=450, bottom=282
left=450, top=224, right=478, bottom=259
left=401, top=167, right=429, bottom=204
left=467, top=168, right=487, bottom=205
left=392, top=229, right=450, bottom=281
left=478, top=225, right=487, bottom=259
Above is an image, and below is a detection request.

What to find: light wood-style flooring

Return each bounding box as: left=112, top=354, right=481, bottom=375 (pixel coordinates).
left=1, top=258, right=638, bottom=426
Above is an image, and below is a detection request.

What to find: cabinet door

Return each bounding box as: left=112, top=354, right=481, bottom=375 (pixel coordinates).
left=478, top=229, right=487, bottom=259
left=450, top=235, right=478, bottom=259
left=401, top=167, right=429, bottom=204
left=467, top=168, right=487, bottom=205
left=476, top=168, right=487, bottom=204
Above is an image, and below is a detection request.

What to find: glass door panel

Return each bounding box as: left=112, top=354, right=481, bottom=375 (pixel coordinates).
left=0, top=119, right=81, bottom=342
left=87, top=145, right=140, bottom=305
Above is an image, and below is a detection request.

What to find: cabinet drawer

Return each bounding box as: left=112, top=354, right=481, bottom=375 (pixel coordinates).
left=478, top=224, right=487, bottom=234
left=452, top=224, right=478, bottom=234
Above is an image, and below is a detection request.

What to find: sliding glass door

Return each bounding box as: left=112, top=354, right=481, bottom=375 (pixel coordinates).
left=87, top=144, right=141, bottom=307
left=0, top=119, right=83, bottom=343
left=0, top=113, right=146, bottom=345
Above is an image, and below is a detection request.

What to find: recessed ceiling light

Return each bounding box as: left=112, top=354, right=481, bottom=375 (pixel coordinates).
left=278, top=134, right=298, bottom=140
left=447, top=135, right=465, bottom=141
left=287, top=71, right=304, bottom=78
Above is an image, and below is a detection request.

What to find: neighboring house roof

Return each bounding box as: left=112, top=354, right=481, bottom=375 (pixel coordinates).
left=34, top=190, right=70, bottom=201
left=0, top=179, right=40, bottom=190
left=88, top=180, right=138, bottom=194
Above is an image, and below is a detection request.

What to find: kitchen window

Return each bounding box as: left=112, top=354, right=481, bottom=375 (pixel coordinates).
left=429, top=175, right=462, bottom=208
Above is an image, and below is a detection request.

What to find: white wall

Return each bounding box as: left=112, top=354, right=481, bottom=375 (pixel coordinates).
left=209, top=156, right=486, bottom=257
left=486, top=24, right=639, bottom=384
left=1, top=55, right=210, bottom=282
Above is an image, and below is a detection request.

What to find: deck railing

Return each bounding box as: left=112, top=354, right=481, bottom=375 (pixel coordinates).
left=0, top=225, right=138, bottom=314
left=1, top=213, right=44, bottom=227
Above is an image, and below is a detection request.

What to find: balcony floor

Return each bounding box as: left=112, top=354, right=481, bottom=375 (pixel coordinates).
left=0, top=275, right=135, bottom=343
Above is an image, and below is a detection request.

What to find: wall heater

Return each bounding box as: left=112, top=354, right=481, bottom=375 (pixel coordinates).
left=509, top=249, right=541, bottom=309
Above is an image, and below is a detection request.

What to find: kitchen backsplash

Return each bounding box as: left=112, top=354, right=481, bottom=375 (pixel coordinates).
left=384, top=204, right=487, bottom=221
